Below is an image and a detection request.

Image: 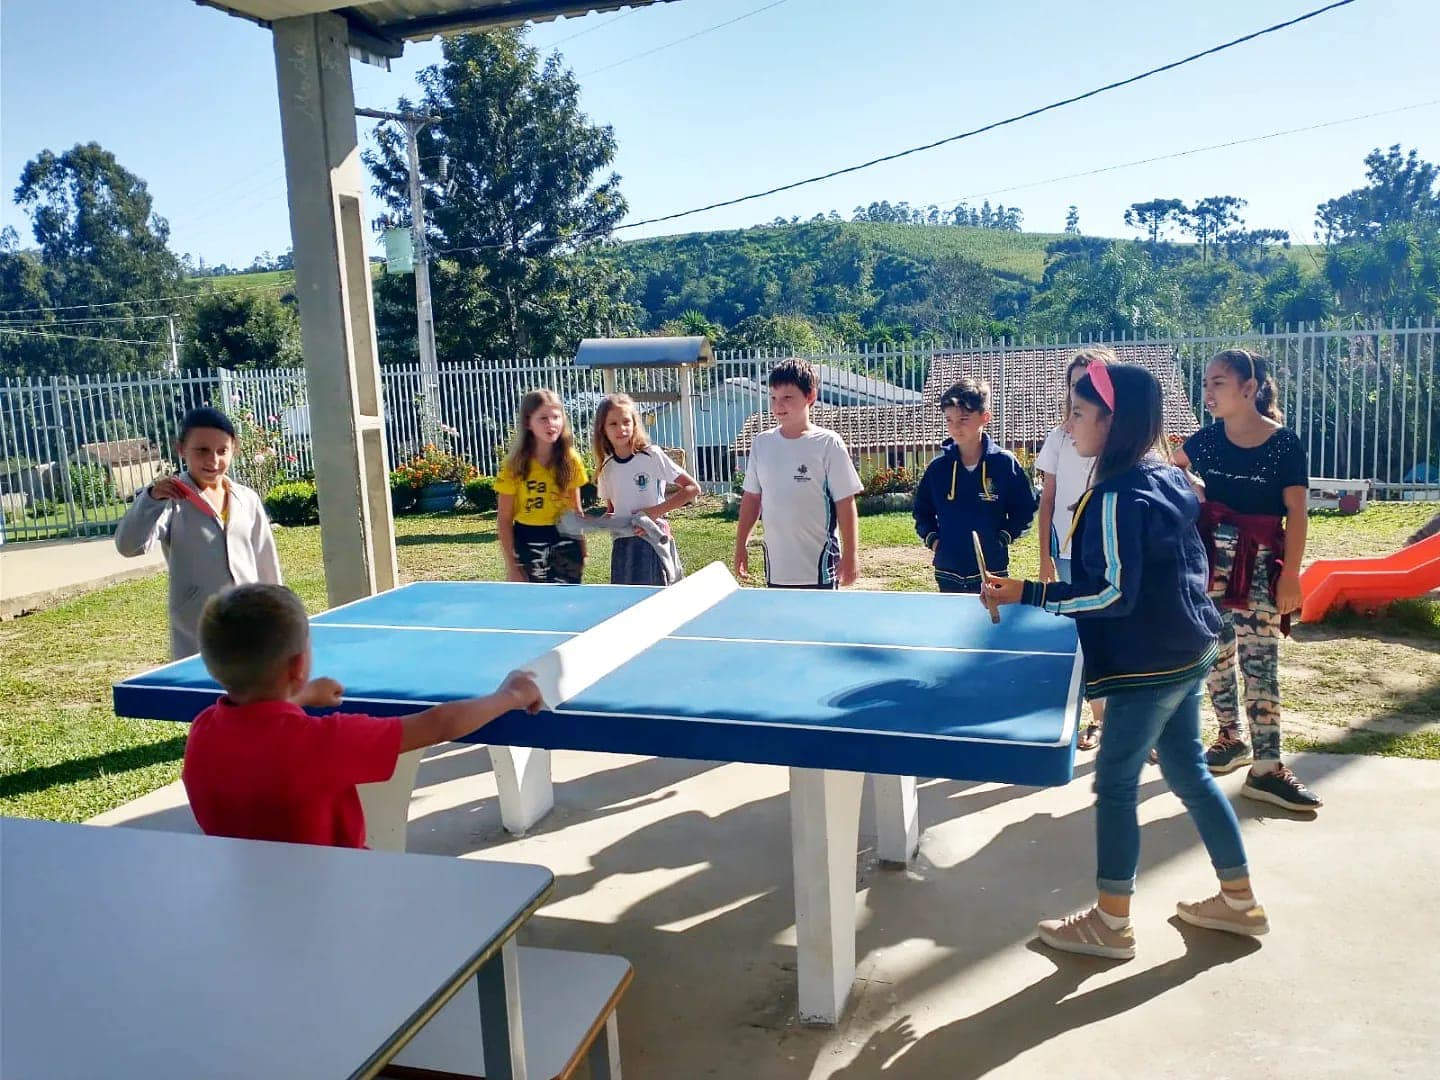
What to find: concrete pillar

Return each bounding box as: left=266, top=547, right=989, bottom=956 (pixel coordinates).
left=272, top=13, right=398, bottom=606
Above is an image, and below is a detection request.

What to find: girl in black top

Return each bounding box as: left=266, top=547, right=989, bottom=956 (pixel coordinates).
left=1174, top=349, right=1321, bottom=813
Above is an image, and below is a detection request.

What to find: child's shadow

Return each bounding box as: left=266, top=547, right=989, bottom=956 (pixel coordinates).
left=824, top=919, right=1261, bottom=1079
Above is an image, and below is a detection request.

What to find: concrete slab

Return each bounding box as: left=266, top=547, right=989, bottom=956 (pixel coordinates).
left=0, top=535, right=163, bottom=616
left=95, top=749, right=1440, bottom=1079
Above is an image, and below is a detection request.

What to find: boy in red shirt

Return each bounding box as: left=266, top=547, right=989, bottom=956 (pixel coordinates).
left=182, top=583, right=542, bottom=848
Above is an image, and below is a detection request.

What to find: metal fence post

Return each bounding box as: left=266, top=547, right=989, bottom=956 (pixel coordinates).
left=48, top=376, right=78, bottom=538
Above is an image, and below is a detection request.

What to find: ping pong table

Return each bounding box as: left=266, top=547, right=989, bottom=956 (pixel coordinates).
left=114, top=568, right=1082, bottom=1024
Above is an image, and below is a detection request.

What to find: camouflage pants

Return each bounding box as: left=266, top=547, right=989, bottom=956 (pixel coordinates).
left=1206, top=604, right=1283, bottom=762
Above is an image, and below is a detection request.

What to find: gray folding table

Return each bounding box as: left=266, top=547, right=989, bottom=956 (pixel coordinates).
left=0, top=816, right=552, bottom=1080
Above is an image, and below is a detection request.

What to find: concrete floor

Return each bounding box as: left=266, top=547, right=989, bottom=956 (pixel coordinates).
left=97, top=748, right=1440, bottom=1079
left=0, top=534, right=162, bottom=616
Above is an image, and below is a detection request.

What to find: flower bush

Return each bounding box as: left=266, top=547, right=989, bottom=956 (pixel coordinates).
left=862, top=465, right=917, bottom=497
left=390, top=445, right=478, bottom=490
left=223, top=397, right=286, bottom=500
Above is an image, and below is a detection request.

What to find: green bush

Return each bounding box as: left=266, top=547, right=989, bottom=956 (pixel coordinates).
left=390, top=470, right=419, bottom=515
left=264, top=480, right=319, bottom=527
left=464, top=475, right=498, bottom=512
left=68, top=462, right=115, bottom=506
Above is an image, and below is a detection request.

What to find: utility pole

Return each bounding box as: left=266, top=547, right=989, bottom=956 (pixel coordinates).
left=165, top=314, right=180, bottom=373
left=357, top=106, right=441, bottom=445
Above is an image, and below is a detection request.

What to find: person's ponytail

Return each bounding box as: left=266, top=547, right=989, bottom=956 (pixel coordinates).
left=1254, top=370, right=1282, bottom=422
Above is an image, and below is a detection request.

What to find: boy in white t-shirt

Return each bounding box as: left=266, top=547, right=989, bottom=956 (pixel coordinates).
left=734, top=358, right=864, bottom=589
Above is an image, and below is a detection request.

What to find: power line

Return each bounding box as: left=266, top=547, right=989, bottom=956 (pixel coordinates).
left=549, top=8, right=634, bottom=46
left=433, top=0, right=1362, bottom=257
left=580, top=0, right=792, bottom=77
left=0, top=326, right=165, bottom=347
left=608, top=0, right=1361, bottom=232
left=0, top=313, right=183, bottom=328
left=0, top=277, right=294, bottom=318
left=930, top=98, right=1439, bottom=208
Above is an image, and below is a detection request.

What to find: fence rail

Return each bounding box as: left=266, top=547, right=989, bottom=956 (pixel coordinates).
left=2, top=322, right=1436, bottom=544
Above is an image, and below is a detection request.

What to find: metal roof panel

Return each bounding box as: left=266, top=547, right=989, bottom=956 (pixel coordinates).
left=195, top=1, right=678, bottom=42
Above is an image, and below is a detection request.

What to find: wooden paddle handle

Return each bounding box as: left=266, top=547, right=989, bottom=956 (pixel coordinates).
left=972, top=530, right=1001, bottom=624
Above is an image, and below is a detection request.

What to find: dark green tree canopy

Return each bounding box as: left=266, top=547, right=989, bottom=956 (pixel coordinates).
left=1, top=143, right=183, bottom=375
left=1124, top=198, right=1187, bottom=244
left=184, top=289, right=302, bottom=370
left=365, top=30, right=635, bottom=364
left=1317, top=145, right=1439, bottom=242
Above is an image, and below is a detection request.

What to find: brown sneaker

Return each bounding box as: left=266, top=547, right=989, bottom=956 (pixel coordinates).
left=1176, top=892, right=1270, bottom=937
left=1036, top=907, right=1135, bottom=960
left=1205, top=731, right=1253, bottom=775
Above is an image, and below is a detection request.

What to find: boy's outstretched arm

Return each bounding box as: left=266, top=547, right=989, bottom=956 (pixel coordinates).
left=734, top=492, right=762, bottom=580
left=399, top=671, right=543, bottom=752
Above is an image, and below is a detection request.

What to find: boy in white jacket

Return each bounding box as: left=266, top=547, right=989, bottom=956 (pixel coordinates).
left=116, top=406, right=281, bottom=658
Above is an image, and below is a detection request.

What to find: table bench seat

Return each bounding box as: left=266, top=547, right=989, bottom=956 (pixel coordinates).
left=1308, top=476, right=1372, bottom=512
left=383, top=947, right=633, bottom=1080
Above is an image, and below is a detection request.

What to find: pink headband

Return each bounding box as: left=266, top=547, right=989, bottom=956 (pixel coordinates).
left=1087, top=360, right=1116, bottom=413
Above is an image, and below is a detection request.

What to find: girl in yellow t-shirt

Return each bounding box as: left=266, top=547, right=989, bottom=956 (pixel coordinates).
left=495, top=389, right=589, bottom=583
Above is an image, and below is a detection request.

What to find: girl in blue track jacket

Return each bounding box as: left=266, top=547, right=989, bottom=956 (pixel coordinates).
left=985, top=362, right=1270, bottom=962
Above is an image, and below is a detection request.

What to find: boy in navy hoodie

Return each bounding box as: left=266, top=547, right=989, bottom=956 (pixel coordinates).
left=913, top=378, right=1035, bottom=593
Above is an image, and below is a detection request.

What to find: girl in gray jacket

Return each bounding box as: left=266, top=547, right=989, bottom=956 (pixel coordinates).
left=116, top=407, right=282, bottom=658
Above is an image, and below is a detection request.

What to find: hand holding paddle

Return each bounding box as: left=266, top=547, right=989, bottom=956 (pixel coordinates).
left=973, top=532, right=1001, bottom=624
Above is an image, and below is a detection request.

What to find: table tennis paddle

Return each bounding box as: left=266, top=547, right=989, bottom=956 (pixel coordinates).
left=973, top=531, right=1001, bottom=624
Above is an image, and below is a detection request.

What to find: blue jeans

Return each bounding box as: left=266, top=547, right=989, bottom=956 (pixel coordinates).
left=1095, top=673, right=1250, bottom=896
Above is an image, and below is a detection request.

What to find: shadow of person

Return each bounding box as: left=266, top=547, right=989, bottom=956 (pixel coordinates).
left=823, top=921, right=1261, bottom=1079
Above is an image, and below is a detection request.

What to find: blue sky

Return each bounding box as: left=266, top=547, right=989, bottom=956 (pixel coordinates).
left=2, top=0, right=1436, bottom=266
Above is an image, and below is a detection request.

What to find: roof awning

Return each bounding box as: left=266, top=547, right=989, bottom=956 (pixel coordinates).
left=195, top=2, right=679, bottom=56
left=574, top=336, right=714, bottom=369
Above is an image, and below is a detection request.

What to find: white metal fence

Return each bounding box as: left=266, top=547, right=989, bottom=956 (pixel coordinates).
left=2, top=321, right=1436, bottom=543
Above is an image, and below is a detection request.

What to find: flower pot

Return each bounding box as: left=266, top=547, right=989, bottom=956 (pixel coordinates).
left=417, top=481, right=462, bottom=513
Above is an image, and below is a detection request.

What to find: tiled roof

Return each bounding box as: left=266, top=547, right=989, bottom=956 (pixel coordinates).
left=733, top=345, right=1200, bottom=454
left=74, top=439, right=161, bottom=467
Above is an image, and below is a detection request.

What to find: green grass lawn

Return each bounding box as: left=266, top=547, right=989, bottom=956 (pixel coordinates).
left=2, top=501, right=128, bottom=543
left=2, top=500, right=1437, bottom=823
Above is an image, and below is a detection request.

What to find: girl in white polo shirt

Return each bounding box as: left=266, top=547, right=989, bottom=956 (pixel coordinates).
left=592, top=393, right=700, bottom=585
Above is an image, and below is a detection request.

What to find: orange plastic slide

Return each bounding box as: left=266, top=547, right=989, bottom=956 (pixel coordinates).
left=1298, top=531, right=1440, bottom=622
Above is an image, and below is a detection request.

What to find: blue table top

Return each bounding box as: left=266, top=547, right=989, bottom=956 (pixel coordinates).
left=115, top=581, right=1082, bottom=785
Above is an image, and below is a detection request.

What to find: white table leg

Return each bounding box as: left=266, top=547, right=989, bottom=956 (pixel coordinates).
left=489, top=746, right=554, bottom=836
left=870, top=774, right=919, bottom=865
left=789, top=767, right=864, bottom=1025
left=475, top=937, right=527, bottom=1080
left=586, top=1012, right=622, bottom=1080
left=357, top=747, right=424, bottom=852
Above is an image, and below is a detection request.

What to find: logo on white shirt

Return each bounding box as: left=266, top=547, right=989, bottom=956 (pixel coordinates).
left=794, top=463, right=812, bottom=483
